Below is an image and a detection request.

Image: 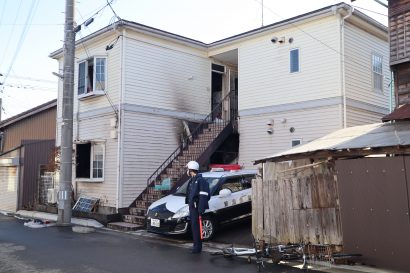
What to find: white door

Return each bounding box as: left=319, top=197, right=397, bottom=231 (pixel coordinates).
left=0, top=166, right=18, bottom=212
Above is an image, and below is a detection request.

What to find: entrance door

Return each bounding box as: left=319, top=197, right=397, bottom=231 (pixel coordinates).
left=211, top=64, right=224, bottom=120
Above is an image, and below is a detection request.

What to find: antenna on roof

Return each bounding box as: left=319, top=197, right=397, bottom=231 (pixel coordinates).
left=261, top=0, right=264, bottom=27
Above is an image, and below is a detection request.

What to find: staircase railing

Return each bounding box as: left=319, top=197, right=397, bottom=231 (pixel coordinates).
left=146, top=91, right=238, bottom=187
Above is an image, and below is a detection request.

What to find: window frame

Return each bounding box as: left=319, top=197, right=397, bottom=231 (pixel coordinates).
left=75, top=142, right=105, bottom=182
left=291, top=139, right=302, bottom=148
left=290, top=48, right=300, bottom=73
left=372, top=53, right=383, bottom=92
left=77, top=56, right=107, bottom=99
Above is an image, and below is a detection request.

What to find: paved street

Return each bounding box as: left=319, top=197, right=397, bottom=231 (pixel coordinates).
left=0, top=214, right=316, bottom=273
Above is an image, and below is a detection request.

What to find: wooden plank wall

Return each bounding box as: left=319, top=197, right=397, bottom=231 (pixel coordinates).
left=252, top=159, right=343, bottom=245
left=389, top=0, right=410, bottom=66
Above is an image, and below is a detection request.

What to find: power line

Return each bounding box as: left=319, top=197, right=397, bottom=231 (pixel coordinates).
left=0, top=0, right=23, bottom=70
left=0, top=0, right=7, bottom=26
left=2, top=0, right=39, bottom=86
left=351, top=5, right=387, bottom=17
left=253, top=1, right=389, bottom=78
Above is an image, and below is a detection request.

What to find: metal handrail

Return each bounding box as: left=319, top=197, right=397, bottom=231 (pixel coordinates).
left=146, top=91, right=238, bottom=187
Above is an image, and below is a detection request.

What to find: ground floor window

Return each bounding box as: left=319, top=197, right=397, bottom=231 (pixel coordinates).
left=76, top=142, right=104, bottom=180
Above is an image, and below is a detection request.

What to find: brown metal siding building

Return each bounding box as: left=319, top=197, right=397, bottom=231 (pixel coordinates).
left=0, top=99, right=57, bottom=212
left=0, top=100, right=56, bottom=152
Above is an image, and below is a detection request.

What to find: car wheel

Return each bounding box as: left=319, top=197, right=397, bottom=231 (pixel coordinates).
left=201, top=216, right=216, bottom=241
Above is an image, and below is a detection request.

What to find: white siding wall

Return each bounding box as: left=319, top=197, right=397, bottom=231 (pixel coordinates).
left=123, top=31, right=211, bottom=115
left=0, top=166, right=18, bottom=212
left=239, top=16, right=341, bottom=111
left=346, top=107, right=384, bottom=127
left=238, top=105, right=342, bottom=169
left=74, top=113, right=118, bottom=208
left=121, top=111, right=181, bottom=207
left=344, top=22, right=390, bottom=109
left=56, top=33, right=122, bottom=146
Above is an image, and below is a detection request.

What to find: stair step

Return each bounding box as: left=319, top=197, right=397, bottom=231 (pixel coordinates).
left=136, top=200, right=152, bottom=208
left=129, top=207, right=146, bottom=216
left=107, top=222, right=143, bottom=232
left=142, top=193, right=163, bottom=202
left=123, top=214, right=146, bottom=225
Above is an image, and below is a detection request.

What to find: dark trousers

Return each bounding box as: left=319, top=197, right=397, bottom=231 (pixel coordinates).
left=189, top=206, right=202, bottom=252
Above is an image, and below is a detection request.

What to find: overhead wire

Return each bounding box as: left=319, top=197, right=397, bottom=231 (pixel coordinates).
left=253, top=0, right=390, bottom=83
left=73, top=0, right=119, bottom=117
left=0, top=0, right=7, bottom=26
left=2, top=0, right=39, bottom=85
left=0, top=0, right=23, bottom=71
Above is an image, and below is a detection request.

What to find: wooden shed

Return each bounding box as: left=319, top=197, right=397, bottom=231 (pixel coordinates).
left=252, top=159, right=342, bottom=246
left=253, top=121, right=410, bottom=271
left=389, top=0, right=410, bottom=106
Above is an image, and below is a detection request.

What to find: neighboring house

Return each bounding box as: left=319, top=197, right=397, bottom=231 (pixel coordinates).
left=0, top=99, right=56, bottom=212
left=49, top=3, right=390, bottom=217
left=382, top=0, right=410, bottom=121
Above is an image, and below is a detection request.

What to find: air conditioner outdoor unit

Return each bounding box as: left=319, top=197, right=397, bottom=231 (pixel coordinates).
left=47, top=188, right=58, bottom=204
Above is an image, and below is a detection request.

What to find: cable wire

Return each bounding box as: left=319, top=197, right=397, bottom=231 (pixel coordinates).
left=2, top=0, right=39, bottom=85
left=253, top=0, right=389, bottom=80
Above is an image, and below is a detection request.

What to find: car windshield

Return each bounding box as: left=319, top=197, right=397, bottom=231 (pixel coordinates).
left=174, top=177, right=220, bottom=196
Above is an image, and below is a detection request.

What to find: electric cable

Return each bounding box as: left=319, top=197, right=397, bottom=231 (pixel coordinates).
left=253, top=0, right=390, bottom=86
left=0, top=0, right=23, bottom=70
left=2, top=0, right=39, bottom=85
left=0, top=0, right=7, bottom=26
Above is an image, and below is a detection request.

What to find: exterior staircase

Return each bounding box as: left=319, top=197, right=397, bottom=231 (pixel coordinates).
left=108, top=92, right=237, bottom=231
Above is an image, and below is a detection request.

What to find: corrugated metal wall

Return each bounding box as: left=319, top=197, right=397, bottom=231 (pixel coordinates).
left=336, top=156, right=410, bottom=271
left=2, top=107, right=56, bottom=152
left=18, top=140, right=55, bottom=209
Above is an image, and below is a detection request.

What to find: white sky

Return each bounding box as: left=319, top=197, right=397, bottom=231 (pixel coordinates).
left=0, top=0, right=388, bottom=119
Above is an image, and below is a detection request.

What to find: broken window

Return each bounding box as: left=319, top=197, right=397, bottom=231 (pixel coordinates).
left=76, top=142, right=104, bottom=180
left=78, top=57, right=106, bottom=96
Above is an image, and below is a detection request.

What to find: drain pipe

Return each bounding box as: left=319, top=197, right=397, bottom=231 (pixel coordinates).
left=340, top=5, right=353, bottom=128
left=116, top=29, right=126, bottom=211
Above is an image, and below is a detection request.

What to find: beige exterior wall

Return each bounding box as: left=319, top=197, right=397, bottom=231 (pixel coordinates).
left=0, top=164, right=18, bottom=212
left=123, top=30, right=211, bottom=115
left=237, top=16, right=341, bottom=111
left=344, top=21, right=390, bottom=112
left=238, top=105, right=342, bottom=169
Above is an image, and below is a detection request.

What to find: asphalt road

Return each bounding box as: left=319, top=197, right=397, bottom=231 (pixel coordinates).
left=0, top=214, right=317, bottom=273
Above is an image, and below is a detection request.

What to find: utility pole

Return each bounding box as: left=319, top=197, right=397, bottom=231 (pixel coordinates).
left=58, top=0, right=75, bottom=225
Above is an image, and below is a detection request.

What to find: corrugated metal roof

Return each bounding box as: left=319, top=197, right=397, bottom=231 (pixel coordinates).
left=382, top=104, right=410, bottom=122
left=255, top=121, right=410, bottom=164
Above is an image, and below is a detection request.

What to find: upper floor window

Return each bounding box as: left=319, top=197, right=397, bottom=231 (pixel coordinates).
left=372, top=53, right=383, bottom=91
left=78, top=57, right=106, bottom=97
left=290, top=48, right=299, bottom=73
left=75, top=142, right=105, bottom=181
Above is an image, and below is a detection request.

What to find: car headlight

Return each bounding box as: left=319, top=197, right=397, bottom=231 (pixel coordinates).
left=172, top=205, right=189, bottom=219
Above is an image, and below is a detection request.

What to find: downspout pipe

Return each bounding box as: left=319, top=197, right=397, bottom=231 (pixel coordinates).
left=116, top=29, right=126, bottom=211
left=340, top=5, right=353, bottom=128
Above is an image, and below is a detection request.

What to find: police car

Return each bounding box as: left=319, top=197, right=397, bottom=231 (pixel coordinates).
left=146, top=169, right=257, bottom=240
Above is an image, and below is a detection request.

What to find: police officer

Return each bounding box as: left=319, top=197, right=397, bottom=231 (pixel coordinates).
left=185, top=161, right=210, bottom=254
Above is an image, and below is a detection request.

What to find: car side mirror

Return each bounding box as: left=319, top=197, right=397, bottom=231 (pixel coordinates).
left=219, top=188, right=232, bottom=197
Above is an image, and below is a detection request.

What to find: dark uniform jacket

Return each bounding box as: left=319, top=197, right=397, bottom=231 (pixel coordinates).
left=185, top=174, right=210, bottom=214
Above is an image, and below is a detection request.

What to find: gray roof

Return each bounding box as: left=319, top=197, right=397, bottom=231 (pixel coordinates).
left=255, top=121, right=410, bottom=164
left=50, top=2, right=387, bottom=59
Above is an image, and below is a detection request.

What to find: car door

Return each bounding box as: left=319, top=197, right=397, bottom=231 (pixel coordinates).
left=214, top=176, right=248, bottom=223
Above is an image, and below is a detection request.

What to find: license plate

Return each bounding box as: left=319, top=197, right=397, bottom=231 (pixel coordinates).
left=151, top=218, right=160, bottom=227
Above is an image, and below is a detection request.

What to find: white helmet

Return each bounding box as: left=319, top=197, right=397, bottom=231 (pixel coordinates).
left=186, top=161, right=199, bottom=171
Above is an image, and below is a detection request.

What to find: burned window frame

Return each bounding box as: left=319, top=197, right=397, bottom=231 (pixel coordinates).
left=75, top=142, right=105, bottom=181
